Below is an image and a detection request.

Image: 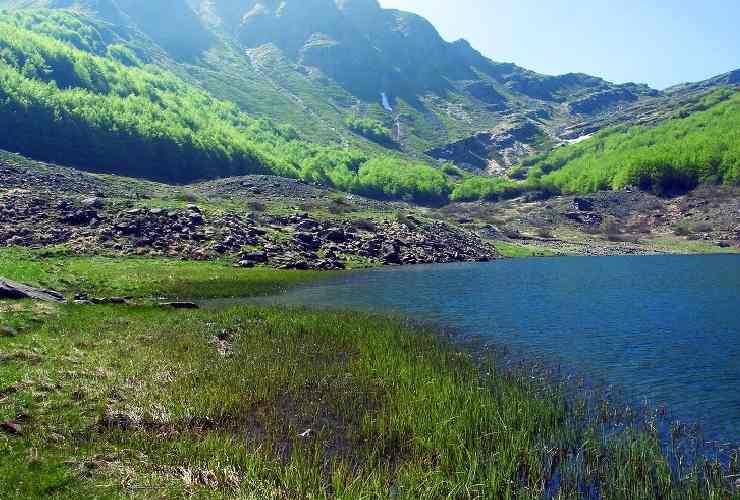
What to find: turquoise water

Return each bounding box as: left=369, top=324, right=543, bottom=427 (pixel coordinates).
left=258, top=255, right=740, bottom=444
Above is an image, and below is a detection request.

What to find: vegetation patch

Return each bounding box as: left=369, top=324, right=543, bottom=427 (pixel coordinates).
left=0, top=247, right=323, bottom=299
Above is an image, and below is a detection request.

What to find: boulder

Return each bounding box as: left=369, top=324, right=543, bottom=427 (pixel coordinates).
left=62, top=209, right=97, bottom=225
left=81, top=197, right=105, bottom=209
left=323, top=228, right=348, bottom=243
left=0, top=278, right=65, bottom=303
left=241, top=251, right=268, bottom=263
left=0, top=325, right=18, bottom=337
left=565, top=211, right=602, bottom=226
left=572, top=197, right=595, bottom=212
left=0, top=421, right=21, bottom=435
left=294, top=232, right=321, bottom=250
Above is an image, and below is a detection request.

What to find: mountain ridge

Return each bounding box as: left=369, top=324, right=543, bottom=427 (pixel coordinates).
left=0, top=0, right=668, bottom=165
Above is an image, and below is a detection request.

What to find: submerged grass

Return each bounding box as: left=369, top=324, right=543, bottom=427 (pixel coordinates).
left=0, top=253, right=738, bottom=498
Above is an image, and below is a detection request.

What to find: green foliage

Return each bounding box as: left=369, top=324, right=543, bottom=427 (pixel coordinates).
left=105, top=43, right=141, bottom=67
left=345, top=115, right=394, bottom=145
left=440, top=161, right=465, bottom=177
left=528, top=91, right=740, bottom=194
left=450, top=176, right=525, bottom=202
left=356, top=157, right=451, bottom=204
left=299, top=148, right=366, bottom=190
left=0, top=16, right=300, bottom=182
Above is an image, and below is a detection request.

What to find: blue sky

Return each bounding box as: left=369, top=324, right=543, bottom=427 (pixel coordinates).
left=378, top=0, right=740, bottom=89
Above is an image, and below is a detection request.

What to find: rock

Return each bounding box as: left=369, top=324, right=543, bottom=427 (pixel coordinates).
left=188, top=212, right=205, bottom=226
left=62, top=209, right=97, bottom=225
left=240, top=251, right=268, bottom=263
left=160, top=302, right=199, bottom=309
left=565, top=211, right=603, bottom=226
left=294, top=232, right=321, bottom=250
left=572, top=197, right=595, bottom=211
left=382, top=244, right=401, bottom=264
left=91, top=297, right=128, bottom=305
left=81, top=197, right=105, bottom=209
left=323, top=228, right=347, bottom=243
left=280, top=259, right=310, bottom=270
left=0, top=278, right=65, bottom=303
left=296, top=220, right=319, bottom=231
left=1, top=325, right=18, bottom=337
left=0, top=421, right=21, bottom=435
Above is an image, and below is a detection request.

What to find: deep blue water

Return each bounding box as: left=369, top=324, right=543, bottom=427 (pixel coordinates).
left=255, top=255, right=740, bottom=444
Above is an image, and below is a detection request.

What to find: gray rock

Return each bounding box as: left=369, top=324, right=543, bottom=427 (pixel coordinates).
left=0, top=325, right=18, bottom=337
left=295, top=232, right=321, bottom=250
left=81, top=197, right=105, bottom=209
left=0, top=278, right=65, bottom=303
left=160, top=302, right=199, bottom=309
left=241, top=251, right=268, bottom=263
left=91, top=297, right=128, bottom=305
left=572, top=197, right=595, bottom=212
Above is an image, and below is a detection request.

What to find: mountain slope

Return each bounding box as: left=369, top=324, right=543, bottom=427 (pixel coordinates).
left=0, top=0, right=667, bottom=168
left=529, top=88, right=740, bottom=194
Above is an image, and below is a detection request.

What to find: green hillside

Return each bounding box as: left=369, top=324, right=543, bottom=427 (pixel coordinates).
left=0, top=10, right=452, bottom=203
left=528, top=89, right=740, bottom=195
left=0, top=7, right=736, bottom=205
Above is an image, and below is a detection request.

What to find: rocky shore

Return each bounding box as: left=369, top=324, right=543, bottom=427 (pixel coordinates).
left=0, top=156, right=497, bottom=269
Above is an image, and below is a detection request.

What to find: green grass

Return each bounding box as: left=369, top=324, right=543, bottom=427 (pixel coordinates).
left=0, top=247, right=323, bottom=299
left=494, top=242, right=556, bottom=258
left=649, top=236, right=740, bottom=255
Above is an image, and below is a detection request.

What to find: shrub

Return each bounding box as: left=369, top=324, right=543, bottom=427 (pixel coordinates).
left=346, top=116, right=394, bottom=145
left=441, top=162, right=464, bottom=177
left=356, top=158, right=451, bottom=205
left=450, top=177, right=525, bottom=202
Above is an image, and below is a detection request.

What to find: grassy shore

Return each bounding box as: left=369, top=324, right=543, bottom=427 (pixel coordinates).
left=1, top=250, right=738, bottom=498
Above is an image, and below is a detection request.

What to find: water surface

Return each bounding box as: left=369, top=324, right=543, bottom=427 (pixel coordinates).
left=254, top=255, right=740, bottom=444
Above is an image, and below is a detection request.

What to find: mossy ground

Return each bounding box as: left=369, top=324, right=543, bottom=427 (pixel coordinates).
left=0, top=252, right=737, bottom=499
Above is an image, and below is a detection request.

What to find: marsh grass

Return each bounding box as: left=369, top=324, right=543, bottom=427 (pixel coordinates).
left=1, top=303, right=737, bottom=499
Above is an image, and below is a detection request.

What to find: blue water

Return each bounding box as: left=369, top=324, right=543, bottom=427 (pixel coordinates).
left=257, top=255, right=740, bottom=444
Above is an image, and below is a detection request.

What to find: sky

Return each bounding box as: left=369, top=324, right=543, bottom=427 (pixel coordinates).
left=377, top=0, right=740, bottom=89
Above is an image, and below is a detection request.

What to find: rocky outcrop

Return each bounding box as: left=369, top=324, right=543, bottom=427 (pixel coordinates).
left=426, top=121, right=542, bottom=175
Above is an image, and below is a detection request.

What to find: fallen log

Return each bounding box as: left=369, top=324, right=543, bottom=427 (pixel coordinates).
left=0, top=278, right=66, bottom=303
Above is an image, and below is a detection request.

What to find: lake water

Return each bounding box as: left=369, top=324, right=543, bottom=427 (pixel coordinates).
left=253, top=255, right=740, bottom=444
